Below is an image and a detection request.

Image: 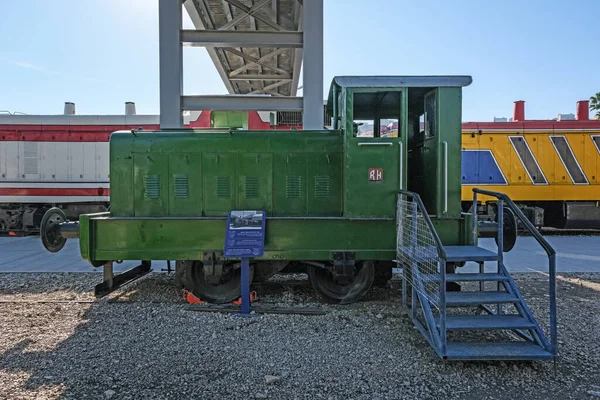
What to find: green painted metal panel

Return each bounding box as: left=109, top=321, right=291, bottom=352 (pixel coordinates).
left=344, top=137, right=401, bottom=217
left=84, top=217, right=396, bottom=263
left=133, top=153, right=169, bottom=216
left=168, top=154, right=203, bottom=216
left=203, top=153, right=237, bottom=216
left=109, top=147, right=134, bottom=217
left=273, top=153, right=307, bottom=216
left=238, top=153, right=273, bottom=213
left=78, top=213, right=91, bottom=262
left=307, top=152, right=342, bottom=216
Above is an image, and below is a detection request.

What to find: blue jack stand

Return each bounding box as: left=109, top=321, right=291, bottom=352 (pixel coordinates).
left=234, top=257, right=259, bottom=318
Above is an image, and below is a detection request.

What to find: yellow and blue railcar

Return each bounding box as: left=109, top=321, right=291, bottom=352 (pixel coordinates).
left=461, top=117, right=600, bottom=229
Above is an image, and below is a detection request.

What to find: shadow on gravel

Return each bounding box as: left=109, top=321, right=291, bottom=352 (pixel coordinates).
left=0, top=273, right=598, bottom=399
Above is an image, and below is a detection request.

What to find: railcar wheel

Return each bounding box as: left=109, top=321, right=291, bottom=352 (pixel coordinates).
left=40, top=207, right=67, bottom=253
left=307, top=261, right=375, bottom=304
left=177, top=260, right=254, bottom=304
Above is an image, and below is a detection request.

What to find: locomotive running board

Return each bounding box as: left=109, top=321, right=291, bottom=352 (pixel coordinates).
left=94, top=261, right=152, bottom=298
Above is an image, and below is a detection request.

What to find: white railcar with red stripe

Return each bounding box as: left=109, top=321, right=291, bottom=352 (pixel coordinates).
left=0, top=103, right=160, bottom=234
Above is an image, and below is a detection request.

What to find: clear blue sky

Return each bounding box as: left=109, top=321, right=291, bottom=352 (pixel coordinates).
left=0, top=0, right=597, bottom=121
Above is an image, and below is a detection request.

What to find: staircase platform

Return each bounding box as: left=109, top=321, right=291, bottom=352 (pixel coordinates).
left=435, top=315, right=535, bottom=330
left=446, top=291, right=519, bottom=306
left=446, top=273, right=508, bottom=282
left=443, top=246, right=498, bottom=262
left=444, top=341, right=554, bottom=361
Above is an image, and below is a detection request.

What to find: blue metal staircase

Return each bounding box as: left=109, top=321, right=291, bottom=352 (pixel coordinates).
left=396, top=189, right=557, bottom=361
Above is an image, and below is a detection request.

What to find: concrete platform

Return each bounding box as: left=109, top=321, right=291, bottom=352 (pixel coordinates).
left=0, top=237, right=168, bottom=273
left=0, top=235, right=598, bottom=273
left=475, top=236, right=600, bottom=272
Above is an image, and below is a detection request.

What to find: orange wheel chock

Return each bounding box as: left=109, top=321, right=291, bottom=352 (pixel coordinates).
left=183, top=290, right=206, bottom=304
left=183, top=290, right=258, bottom=305
left=232, top=291, right=258, bottom=305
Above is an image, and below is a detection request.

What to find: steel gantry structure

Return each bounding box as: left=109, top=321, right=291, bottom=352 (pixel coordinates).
left=159, top=0, right=323, bottom=129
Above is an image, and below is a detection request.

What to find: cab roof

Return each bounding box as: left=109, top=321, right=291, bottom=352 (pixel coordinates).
left=326, top=75, right=472, bottom=113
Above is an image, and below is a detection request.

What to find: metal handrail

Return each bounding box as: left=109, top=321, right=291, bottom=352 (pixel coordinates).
left=472, top=187, right=557, bottom=355
left=398, top=190, right=447, bottom=259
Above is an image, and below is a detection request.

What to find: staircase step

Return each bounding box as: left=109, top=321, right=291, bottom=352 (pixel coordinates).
left=444, top=341, right=554, bottom=361
left=446, top=291, right=520, bottom=306
left=443, top=246, right=499, bottom=262
left=446, top=273, right=508, bottom=282
left=421, top=273, right=508, bottom=283
left=436, top=315, right=535, bottom=330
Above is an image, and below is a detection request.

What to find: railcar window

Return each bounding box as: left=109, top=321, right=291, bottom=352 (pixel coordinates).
left=352, top=91, right=401, bottom=138
left=424, top=92, right=436, bottom=138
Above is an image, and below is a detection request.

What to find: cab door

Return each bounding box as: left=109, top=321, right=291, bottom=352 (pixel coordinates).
left=419, top=88, right=463, bottom=217
left=420, top=90, right=440, bottom=213
left=343, top=88, right=407, bottom=218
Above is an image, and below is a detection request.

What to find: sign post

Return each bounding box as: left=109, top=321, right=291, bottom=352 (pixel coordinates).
left=224, top=210, right=266, bottom=317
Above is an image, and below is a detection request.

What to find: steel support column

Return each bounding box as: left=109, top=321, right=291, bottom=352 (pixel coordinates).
left=302, top=0, right=324, bottom=129
left=159, top=0, right=183, bottom=129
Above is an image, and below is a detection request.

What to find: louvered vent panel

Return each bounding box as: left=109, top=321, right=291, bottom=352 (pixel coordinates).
left=174, top=175, right=189, bottom=199
left=144, top=175, right=160, bottom=199
left=314, top=176, right=330, bottom=198
left=216, top=176, right=231, bottom=198
left=245, top=176, right=259, bottom=199
left=286, top=176, right=302, bottom=199
left=23, top=142, right=39, bottom=175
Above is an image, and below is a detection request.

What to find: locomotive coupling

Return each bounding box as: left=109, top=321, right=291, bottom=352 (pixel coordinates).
left=40, top=207, right=79, bottom=253
left=477, top=207, right=517, bottom=252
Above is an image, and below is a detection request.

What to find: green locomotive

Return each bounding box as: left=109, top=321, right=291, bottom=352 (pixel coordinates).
left=41, top=75, right=475, bottom=304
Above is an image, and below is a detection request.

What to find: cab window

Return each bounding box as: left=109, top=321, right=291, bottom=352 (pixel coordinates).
left=352, top=91, right=401, bottom=138
left=424, top=91, right=436, bottom=138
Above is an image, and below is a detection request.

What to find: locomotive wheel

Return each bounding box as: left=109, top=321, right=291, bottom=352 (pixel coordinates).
left=177, top=260, right=254, bottom=304
left=307, top=261, right=375, bottom=304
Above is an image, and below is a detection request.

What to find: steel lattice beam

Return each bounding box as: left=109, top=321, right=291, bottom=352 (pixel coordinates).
left=224, top=47, right=290, bottom=76
left=222, top=0, right=288, bottom=31
left=248, top=80, right=290, bottom=95
left=228, top=75, right=292, bottom=81
left=219, top=0, right=272, bottom=31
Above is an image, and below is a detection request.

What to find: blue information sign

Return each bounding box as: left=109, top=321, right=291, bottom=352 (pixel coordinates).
left=224, top=210, right=266, bottom=258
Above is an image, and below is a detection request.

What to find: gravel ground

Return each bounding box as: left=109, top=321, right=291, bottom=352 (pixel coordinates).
left=0, top=272, right=599, bottom=400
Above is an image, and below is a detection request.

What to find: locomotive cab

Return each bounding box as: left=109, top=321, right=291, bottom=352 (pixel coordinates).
left=327, top=77, right=467, bottom=219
